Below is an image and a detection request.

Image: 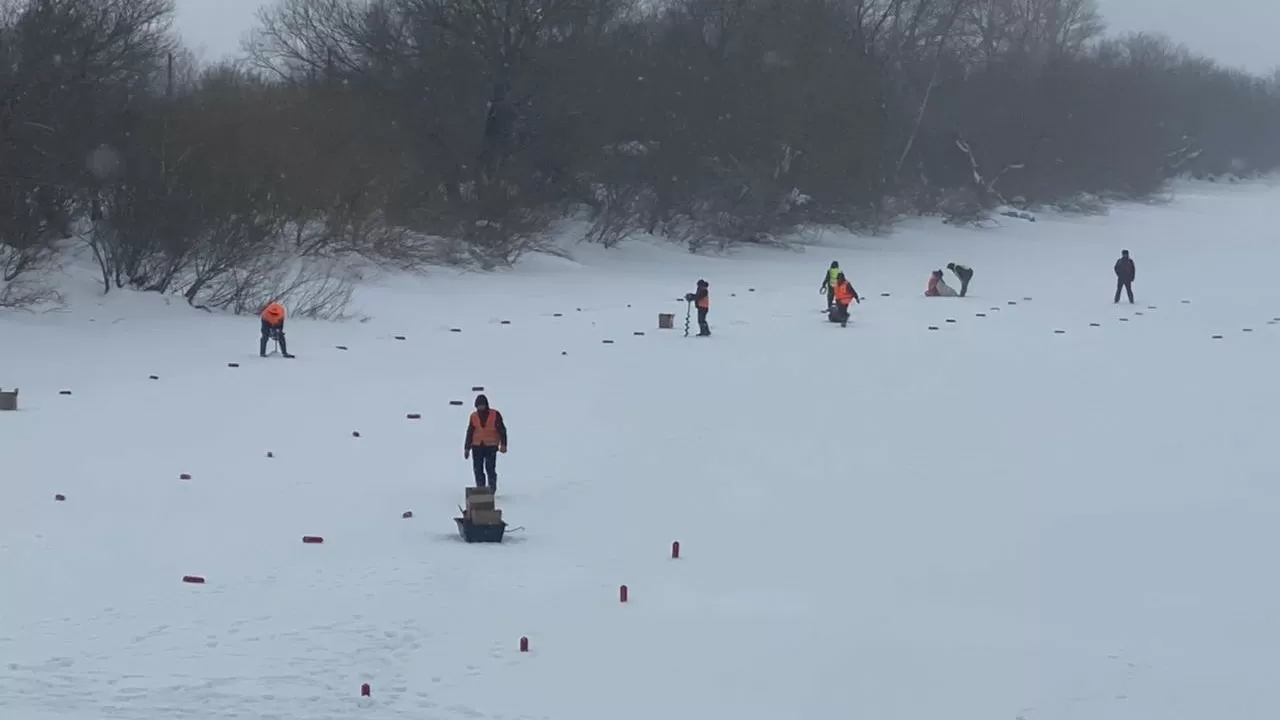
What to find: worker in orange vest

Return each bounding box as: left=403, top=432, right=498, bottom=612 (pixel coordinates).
left=259, top=302, right=294, bottom=358
left=464, top=394, right=508, bottom=490
left=684, top=279, right=711, bottom=336
left=829, top=272, right=860, bottom=327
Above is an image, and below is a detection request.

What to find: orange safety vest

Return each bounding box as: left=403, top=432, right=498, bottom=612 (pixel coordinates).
left=695, top=292, right=709, bottom=309
left=469, top=410, right=502, bottom=447
left=834, top=280, right=854, bottom=305
left=261, top=303, right=285, bottom=326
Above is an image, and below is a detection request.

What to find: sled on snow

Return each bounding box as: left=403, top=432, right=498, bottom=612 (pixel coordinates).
left=455, top=486, right=507, bottom=543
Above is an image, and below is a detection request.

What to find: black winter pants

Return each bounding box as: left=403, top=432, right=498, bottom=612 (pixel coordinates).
left=1114, top=279, right=1134, bottom=304
left=260, top=319, right=287, bottom=355
left=696, top=307, right=710, bottom=336
left=831, top=302, right=850, bottom=326
left=471, top=446, right=498, bottom=489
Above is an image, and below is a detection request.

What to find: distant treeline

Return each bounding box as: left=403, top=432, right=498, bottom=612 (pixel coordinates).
left=2, top=0, right=1278, bottom=312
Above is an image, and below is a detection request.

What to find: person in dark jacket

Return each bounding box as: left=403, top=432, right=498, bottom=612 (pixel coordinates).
left=946, top=263, right=974, bottom=297
left=1114, top=250, right=1135, bottom=304
left=464, top=394, right=507, bottom=491
left=684, top=279, right=710, bottom=336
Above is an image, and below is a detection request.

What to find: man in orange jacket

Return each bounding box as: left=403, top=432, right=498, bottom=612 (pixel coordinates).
left=259, top=302, right=294, bottom=358
left=464, top=394, right=508, bottom=490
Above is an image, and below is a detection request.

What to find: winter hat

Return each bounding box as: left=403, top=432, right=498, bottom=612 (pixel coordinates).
left=946, top=262, right=955, bottom=270
left=830, top=261, right=839, bottom=268
left=475, top=394, right=489, bottom=409
left=697, top=279, right=708, bottom=287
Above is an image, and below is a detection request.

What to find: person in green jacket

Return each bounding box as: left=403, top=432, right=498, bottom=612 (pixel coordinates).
left=819, top=261, right=842, bottom=308
left=947, top=262, right=974, bottom=297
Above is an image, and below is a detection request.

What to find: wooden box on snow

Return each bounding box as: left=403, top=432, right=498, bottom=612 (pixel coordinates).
left=468, top=508, right=503, bottom=525
left=465, top=487, right=496, bottom=511
left=0, top=388, right=17, bottom=411
left=658, top=313, right=675, bottom=330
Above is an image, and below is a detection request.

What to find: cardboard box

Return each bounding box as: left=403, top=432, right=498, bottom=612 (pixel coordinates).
left=466, top=498, right=495, bottom=512
left=469, top=508, right=503, bottom=525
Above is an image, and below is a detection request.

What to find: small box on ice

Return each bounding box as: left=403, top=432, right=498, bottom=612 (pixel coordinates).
left=465, top=488, right=496, bottom=511
left=468, top=509, right=503, bottom=525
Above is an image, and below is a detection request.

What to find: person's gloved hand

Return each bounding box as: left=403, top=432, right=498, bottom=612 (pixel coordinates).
left=684, top=293, right=696, bottom=302
left=464, top=448, right=470, bottom=459
left=499, top=445, right=507, bottom=454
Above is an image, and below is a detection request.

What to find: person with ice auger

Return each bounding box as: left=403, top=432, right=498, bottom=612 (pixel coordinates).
left=684, top=279, right=711, bottom=336
left=828, top=272, right=860, bottom=327
left=259, top=301, right=294, bottom=358
left=819, top=261, right=842, bottom=308
left=464, top=394, right=507, bottom=491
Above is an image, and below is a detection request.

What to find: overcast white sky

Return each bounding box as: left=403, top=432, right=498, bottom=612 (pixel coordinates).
left=172, top=0, right=1280, bottom=74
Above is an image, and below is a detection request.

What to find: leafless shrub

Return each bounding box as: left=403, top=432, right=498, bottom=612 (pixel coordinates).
left=0, top=242, right=62, bottom=309
left=179, top=212, right=283, bottom=306
left=191, top=251, right=354, bottom=320
left=1047, top=193, right=1110, bottom=215
left=462, top=210, right=563, bottom=269
left=581, top=182, right=645, bottom=248
left=287, top=210, right=438, bottom=270
left=938, top=187, right=990, bottom=226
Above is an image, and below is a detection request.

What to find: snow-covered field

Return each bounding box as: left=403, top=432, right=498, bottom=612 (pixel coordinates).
left=4, top=179, right=1280, bottom=720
